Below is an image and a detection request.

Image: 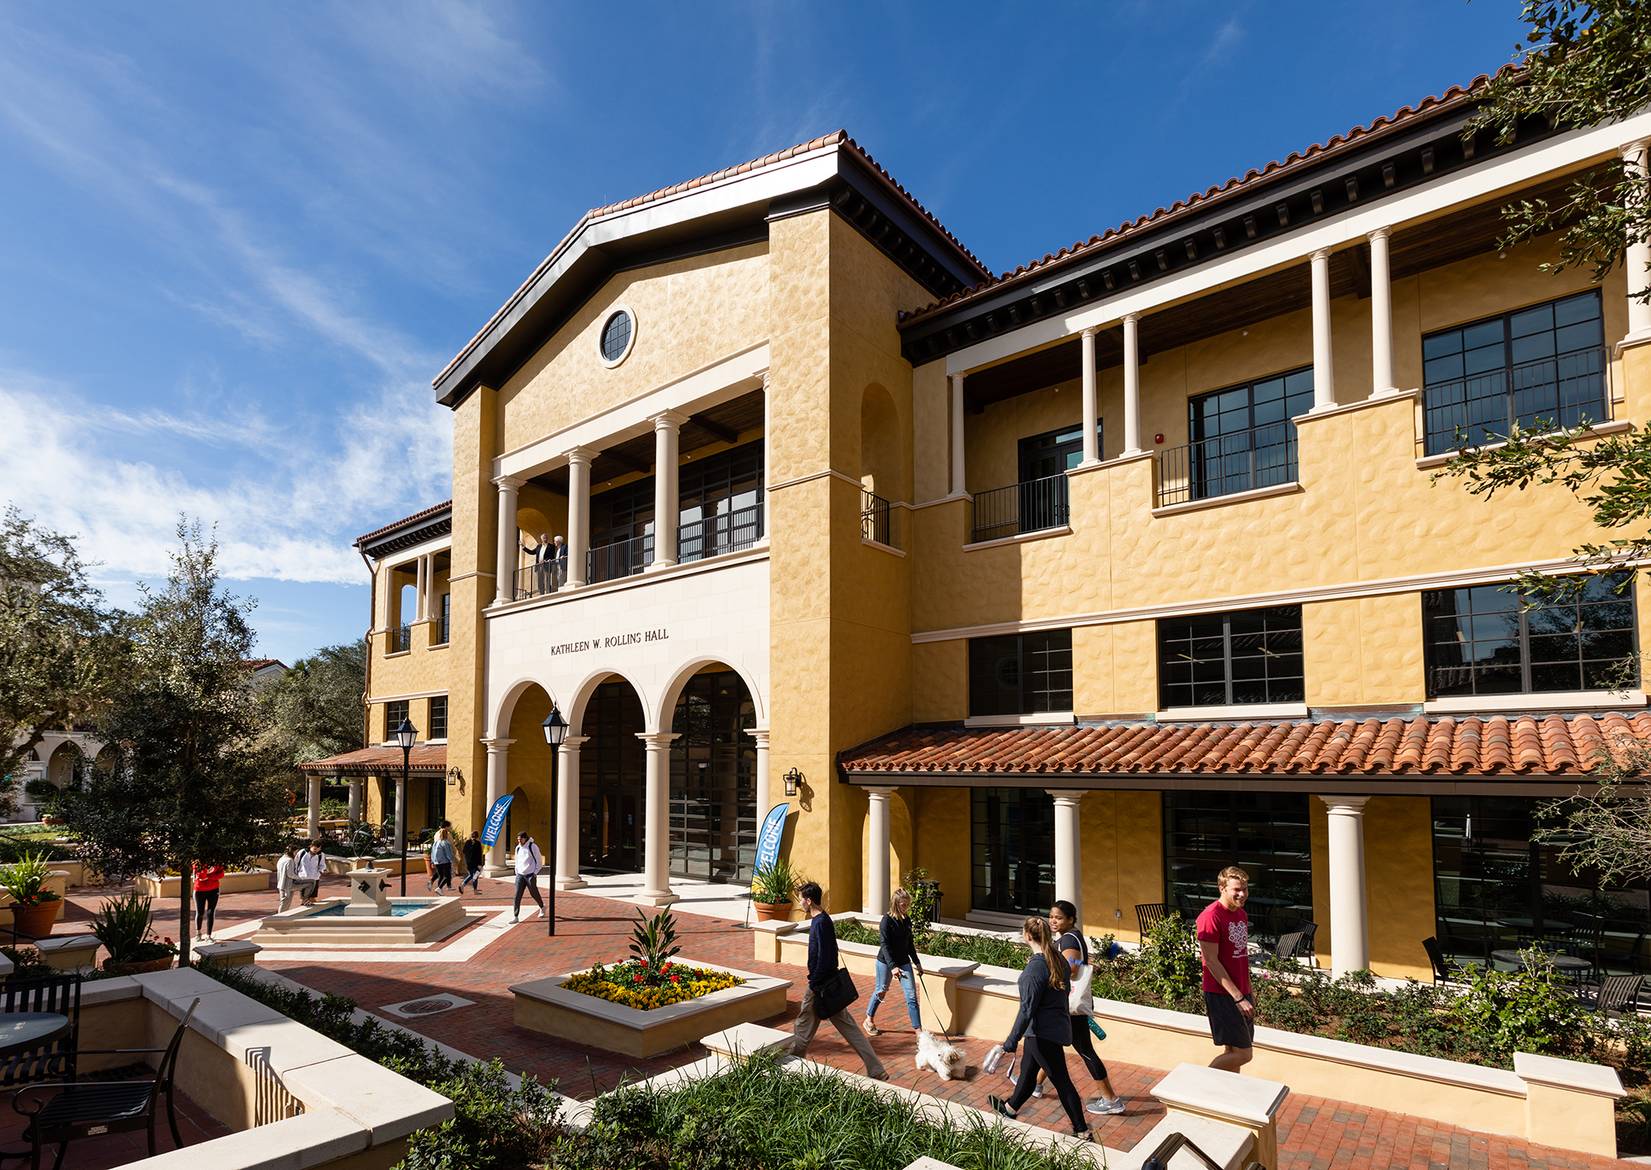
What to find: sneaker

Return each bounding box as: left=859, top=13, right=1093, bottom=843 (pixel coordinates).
left=1032, top=1084, right=1045, bottom=1098
left=1074, top=1130, right=1096, bottom=1143
left=863, top=1020, right=880, bottom=1036
left=510, top=915, right=518, bottom=924
left=988, top=1095, right=1016, bottom=1119
left=1086, top=1097, right=1127, bottom=1116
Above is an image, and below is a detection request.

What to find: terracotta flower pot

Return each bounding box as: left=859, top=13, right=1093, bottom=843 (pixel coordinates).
left=10, top=899, right=61, bottom=939
left=753, top=900, right=793, bottom=923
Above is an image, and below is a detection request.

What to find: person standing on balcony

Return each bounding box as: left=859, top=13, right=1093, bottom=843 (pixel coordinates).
left=1197, top=866, right=1256, bottom=1073
left=521, top=532, right=553, bottom=597
left=551, top=534, right=567, bottom=588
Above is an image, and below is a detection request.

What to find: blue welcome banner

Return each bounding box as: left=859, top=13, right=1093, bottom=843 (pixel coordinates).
left=480, top=794, right=515, bottom=847
left=752, top=802, right=789, bottom=878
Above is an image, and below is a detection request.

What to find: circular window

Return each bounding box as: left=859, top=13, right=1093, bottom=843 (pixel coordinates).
left=598, top=308, right=635, bottom=366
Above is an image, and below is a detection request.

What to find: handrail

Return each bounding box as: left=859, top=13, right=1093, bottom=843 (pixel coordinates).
left=587, top=533, right=652, bottom=584
left=1155, top=420, right=1297, bottom=508
left=969, top=472, right=1069, bottom=544
left=1422, top=345, right=1607, bottom=455
left=390, top=624, right=412, bottom=653
left=1139, top=1130, right=1256, bottom=1170
left=514, top=561, right=564, bottom=601
left=861, top=490, right=898, bottom=548
left=678, top=502, right=764, bottom=563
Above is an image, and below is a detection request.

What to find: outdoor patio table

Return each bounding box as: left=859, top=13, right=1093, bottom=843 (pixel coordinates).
left=1490, top=949, right=1591, bottom=984
left=0, top=1013, right=67, bottom=1059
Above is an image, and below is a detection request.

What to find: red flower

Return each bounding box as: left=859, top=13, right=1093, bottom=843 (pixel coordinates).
left=638, top=959, right=648, bottom=966
left=670, top=975, right=680, bottom=983
left=633, top=973, right=643, bottom=982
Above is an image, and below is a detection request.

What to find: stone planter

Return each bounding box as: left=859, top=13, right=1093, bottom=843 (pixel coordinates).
left=103, top=956, right=175, bottom=976
left=10, top=898, right=62, bottom=939
left=134, top=870, right=270, bottom=898
left=511, top=962, right=788, bottom=1059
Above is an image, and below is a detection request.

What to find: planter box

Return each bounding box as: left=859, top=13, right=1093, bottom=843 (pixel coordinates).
left=511, top=962, right=789, bottom=1059
left=135, top=870, right=271, bottom=898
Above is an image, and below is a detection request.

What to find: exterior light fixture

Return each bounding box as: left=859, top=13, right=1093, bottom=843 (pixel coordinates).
left=783, top=767, right=802, bottom=797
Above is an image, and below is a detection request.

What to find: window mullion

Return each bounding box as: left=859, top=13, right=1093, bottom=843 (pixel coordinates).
left=1518, top=597, right=1532, bottom=693
left=1223, top=615, right=1234, bottom=705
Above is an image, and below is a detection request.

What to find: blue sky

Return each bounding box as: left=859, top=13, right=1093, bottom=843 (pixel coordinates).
left=0, top=1, right=1523, bottom=664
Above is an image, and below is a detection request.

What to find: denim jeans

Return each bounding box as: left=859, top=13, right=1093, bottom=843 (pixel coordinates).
left=866, top=960, right=921, bottom=1028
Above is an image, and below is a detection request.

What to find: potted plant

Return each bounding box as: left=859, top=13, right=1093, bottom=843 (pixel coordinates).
left=750, top=858, right=798, bottom=922
left=0, top=852, right=63, bottom=938
left=92, top=890, right=177, bottom=975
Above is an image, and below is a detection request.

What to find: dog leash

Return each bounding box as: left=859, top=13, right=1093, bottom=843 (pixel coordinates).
left=911, top=968, right=951, bottom=1040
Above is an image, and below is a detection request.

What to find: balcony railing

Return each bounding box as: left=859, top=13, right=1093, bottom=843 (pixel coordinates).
left=514, top=561, right=566, bottom=601
left=861, top=490, right=900, bottom=549
left=1423, top=347, right=1608, bottom=455
left=679, top=503, right=764, bottom=564
left=587, top=533, right=653, bottom=585
left=1155, top=421, right=1297, bottom=508
left=390, top=624, right=412, bottom=653
left=970, top=473, right=1069, bottom=544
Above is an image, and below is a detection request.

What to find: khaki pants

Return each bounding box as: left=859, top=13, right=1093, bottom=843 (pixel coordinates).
left=277, top=886, right=294, bottom=912
left=790, top=985, right=886, bottom=1079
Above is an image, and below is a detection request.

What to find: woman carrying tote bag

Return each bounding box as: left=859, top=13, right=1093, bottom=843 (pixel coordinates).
left=1050, top=899, right=1126, bottom=1115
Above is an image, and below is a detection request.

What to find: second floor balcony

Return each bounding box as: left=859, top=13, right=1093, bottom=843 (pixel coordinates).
left=970, top=473, right=1070, bottom=544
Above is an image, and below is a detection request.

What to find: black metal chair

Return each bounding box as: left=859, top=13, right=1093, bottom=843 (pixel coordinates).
left=1274, top=923, right=1319, bottom=967
left=1135, top=902, right=1171, bottom=938
left=0, top=976, right=80, bottom=1089
left=13, top=997, right=200, bottom=1170
left=1596, top=974, right=1643, bottom=1019
left=1423, top=936, right=1457, bottom=985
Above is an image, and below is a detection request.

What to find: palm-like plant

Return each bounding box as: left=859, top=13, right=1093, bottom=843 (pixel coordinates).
left=628, top=908, right=683, bottom=973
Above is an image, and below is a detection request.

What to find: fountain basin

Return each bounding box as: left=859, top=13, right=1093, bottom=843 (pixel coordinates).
left=250, top=896, right=467, bottom=946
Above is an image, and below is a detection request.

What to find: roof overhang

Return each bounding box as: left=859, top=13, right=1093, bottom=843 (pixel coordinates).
left=356, top=503, right=453, bottom=560
left=434, top=140, right=989, bottom=410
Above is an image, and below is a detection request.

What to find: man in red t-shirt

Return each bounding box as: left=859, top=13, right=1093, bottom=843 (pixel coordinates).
left=1195, top=865, right=1255, bottom=1073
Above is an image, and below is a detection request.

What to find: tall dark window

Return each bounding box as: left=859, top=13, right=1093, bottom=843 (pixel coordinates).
left=1018, top=422, right=1103, bottom=479
left=1422, top=290, right=1606, bottom=455
left=669, top=670, right=757, bottom=883
left=424, top=776, right=446, bottom=831
left=969, top=630, right=1074, bottom=716
left=1433, top=796, right=1649, bottom=969
left=580, top=681, right=645, bottom=872
left=383, top=700, right=409, bottom=740
left=678, top=441, right=765, bottom=561
left=971, top=788, right=1055, bottom=916
left=1423, top=573, right=1635, bottom=698
left=1163, top=792, right=1313, bottom=945
left=427, top=696, right=448, bottom=741
left=437, top=593, right=450, bottom=645
left=589, top=477, right=655, bottom=581
left=1185, top=368, right=1314, bottom=501
left=1156, top=606, right=1304, bottom=709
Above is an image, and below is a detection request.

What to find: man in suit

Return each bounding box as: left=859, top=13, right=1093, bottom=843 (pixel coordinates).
left=550, top=534, right=568, bottom=587
left=521, top=532, right=552, bottom=596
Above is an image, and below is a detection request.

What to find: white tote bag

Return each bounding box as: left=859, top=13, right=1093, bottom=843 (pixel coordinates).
left=1066, top=934, right=1095, bottom=1017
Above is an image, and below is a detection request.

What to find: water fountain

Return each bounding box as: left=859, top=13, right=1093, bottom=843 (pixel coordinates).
left=250, top=865, right=468, bottom=947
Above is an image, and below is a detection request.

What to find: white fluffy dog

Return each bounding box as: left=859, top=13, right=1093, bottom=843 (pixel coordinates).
left=914, top=1029, right=966, bottom=1081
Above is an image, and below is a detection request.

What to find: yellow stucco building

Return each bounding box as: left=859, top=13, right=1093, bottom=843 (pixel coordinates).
left=316, top=74, right=1651, bottom=982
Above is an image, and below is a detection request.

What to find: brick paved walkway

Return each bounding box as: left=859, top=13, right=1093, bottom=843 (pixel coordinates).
left=58, top=879, right=1636, bottom=1168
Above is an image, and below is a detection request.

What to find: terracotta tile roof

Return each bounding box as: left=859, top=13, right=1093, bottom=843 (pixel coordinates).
left=354, top=500, right=452, bottom=548
left=298, top=745, right=447, bottom=776
left=241, top=659, right=286, bottom=672
left=899, top=65, right=1522, bottom=326
left=839, top=712, right=1651, bottom=781
left=583, top=130, right=988, bottom=277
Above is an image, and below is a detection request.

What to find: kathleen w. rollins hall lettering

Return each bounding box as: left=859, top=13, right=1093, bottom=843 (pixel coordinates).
left=546, top=628, right=670, bottom=655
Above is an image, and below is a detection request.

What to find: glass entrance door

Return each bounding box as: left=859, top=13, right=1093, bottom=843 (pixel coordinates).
left=579, top=680, right=645, bottom=872
left=669, top=669, right=756, bottom=882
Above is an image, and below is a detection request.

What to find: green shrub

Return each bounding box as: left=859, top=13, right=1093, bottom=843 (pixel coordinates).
left=750, top=857, right=798, bottom=904
left=90, top=890, right=175, bottom=964
left=1450, top=953, right=1590, bottom=1062
left=903, top=867, right=940, bottom=932
left=0, top=852, right=60, bottom=907
left=1136, top=913, right=1201, bottom=1010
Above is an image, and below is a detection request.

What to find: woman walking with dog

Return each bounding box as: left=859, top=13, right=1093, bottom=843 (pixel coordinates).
left=864, top=887, right=923, bottom=1036
left=988, top=916, right=1092, bottom=1142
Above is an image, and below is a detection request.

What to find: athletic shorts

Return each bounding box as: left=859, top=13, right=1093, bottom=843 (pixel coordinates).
left=1205, top=992, right=1255, bottom=1049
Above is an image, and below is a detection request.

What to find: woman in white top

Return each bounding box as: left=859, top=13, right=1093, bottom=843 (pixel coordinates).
left=275, top=845, right=296, bottom=912
left=511, top=832, right=545, bottom=923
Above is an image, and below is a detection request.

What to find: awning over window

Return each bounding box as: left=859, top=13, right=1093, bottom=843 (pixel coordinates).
left=297, top=745, right=447, bottom=777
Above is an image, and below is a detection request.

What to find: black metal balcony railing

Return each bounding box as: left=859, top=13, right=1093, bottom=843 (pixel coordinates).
left=861, top=490, right=899, bottom=549
left=970, top=472, right=1069, bottom=544
left=587, top=533, right=653, bottom=585
left=1155, top=421, right=1298, bottom=508
left=438, top=612, right=450, bottom=645
left=1423, top=347, right=1608, bottom=455
left=679, top=503, right=764, bottom=564
left=514, top=561, right=566, bottom=601
left=390, top=624, right=412, bottom=653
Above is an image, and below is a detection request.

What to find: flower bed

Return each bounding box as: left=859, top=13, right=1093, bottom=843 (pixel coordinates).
left=565, top=959, right=741, bottom=1011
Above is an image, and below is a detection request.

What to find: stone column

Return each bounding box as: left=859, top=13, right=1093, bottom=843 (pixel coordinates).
left=565, top=448, right=595, bottom=588
left=1049, top=790, right=1084, bottom=925
left=347, top=777, right=362, bottom=823
left=1310, top=249, right=1337, bottom=412
left=864, top=787, right=897, bottom=916
left=1368, top=227, right=1397, bottom=397
left=760, top=373, right=772, bottom=543
left=555, top=735, right=586, bottom=890
left=1321, top=796, right=1371, bottom=976
left=1121, top=314, right=1144, bottom=456
left=948, top=373, right=966, bottom=497
left=1079, top=328, right=1100, bottom=466
left=414, top=555, right=428, bottom=623
left=493, top=476, right=524, bottom=606
left=649, top=411, right=686, bottom=569
left=747, top=727, right=772, bottom=832
left=482, top=737, right=513, bottom=874
left=1622, top=140, right=1651, bottom=347
left=637, top=731, right=679, bottom=906
left=306, top=774, right=322, bottom=840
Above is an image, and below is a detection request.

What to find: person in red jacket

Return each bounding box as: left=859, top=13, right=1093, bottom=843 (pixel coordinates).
left=193, top=862, right=226, bottom=943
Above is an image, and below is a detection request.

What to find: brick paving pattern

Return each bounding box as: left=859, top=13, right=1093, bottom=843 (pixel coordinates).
left=55, top=879, right=1639, bottom=1168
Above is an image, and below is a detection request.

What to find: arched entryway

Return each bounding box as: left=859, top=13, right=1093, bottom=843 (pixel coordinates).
left=578, top=677, right=646, bottom=872
left=505, top=684, right=554, bottom=855
left=46, top=742, right=82, bottom=789
left=666, top=664, right=757, bottom=883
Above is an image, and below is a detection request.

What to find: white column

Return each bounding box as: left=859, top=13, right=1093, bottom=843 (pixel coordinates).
left=760, top=373, right=772, bottom=542
left=555, top=735, right=586, bottom=890
left=747, top=727, right=772, bottom=831
left=1049, top=790, right=1084, bottom=926
left=414, top=555, right=428, bottom=623
left=1310, top=248, right=1337, bottom=412
left=1368, top=227, right=1397, bottom=397
left=1121, top=313, right=1143, bottom=456
left=1623, top=140, right=1651, bottom=346
left=1079, top=328, right=1100, bottom=466
left=637, top=731, right=679, bottom=905
left=482, top=737, right=513, bottom=874
left=347, top=777, right=362, bottom=824
left=948, top=373, right=966, bottom=497
left=1321, top=796, right=1371, bottom=976
left=493, top=476, right=524, bottom=606
left=864, top=787, right=896, bottom=916
left=305, top=775, right=322, bottom=839
left=565, top=447, right=595, bottom=589
left=649, top=411, right=686, bottom=569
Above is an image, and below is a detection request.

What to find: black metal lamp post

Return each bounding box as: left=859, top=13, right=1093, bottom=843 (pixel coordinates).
left=395, top=717, right=417, bottom=897
left=542, top=704, right=568, bottom=936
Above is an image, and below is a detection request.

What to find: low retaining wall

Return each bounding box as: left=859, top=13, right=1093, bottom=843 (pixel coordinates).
left=753, top=924, right=1625, bottom=1158
left=136, top=871, right=272, bottom=898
